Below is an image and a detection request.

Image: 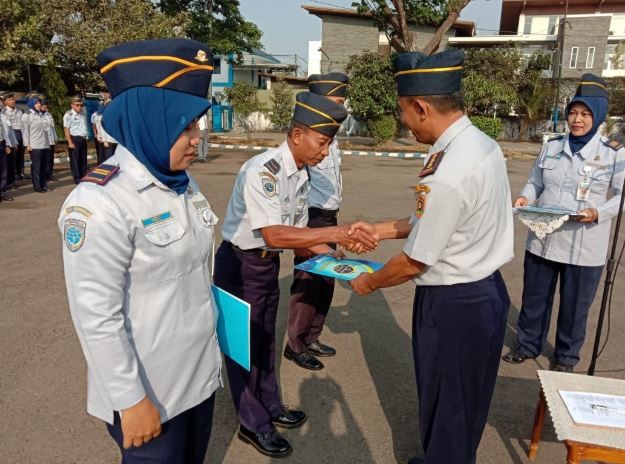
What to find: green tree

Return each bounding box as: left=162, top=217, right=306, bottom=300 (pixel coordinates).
left=516, top=52, right=553, bottom=141
left=0, top=0, right=46, bottom=85
left=158, top=0, right=262, bottom=62
left=41, top=0, right=189, bottom=89
left=269, top=78, right=293, bottom=131
left=224, top=81, right=262, bottom=132
left=39, top=61, right=69, bottom=138
left=345, top=51, right=397, bottom=120
left=352, top=0, right=471, bottom=54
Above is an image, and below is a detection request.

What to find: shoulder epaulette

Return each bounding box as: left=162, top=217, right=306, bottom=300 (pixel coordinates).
left=547, top=135, right=564, bottom=142
left=81, top=164, right=120, bottom=186
left=419, top=150, right=446, bottom=178
left=604, top=137, right=624, bottom=151
left=263, top=158, right=281, bottom=175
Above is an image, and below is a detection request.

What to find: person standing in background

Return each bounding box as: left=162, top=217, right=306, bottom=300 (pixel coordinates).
left=21, top=95, right=51, bottom=193
left=40, top=98, right=58, bottom=181
left=1, top=93, right=27, bottom=182
left=63, top=96, right=89, bottom=183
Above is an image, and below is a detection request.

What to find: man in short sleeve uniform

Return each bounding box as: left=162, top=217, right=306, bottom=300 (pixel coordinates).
left=286, top=72, right=349, bottom=370
left=63, top=96, right=90, bottom=183
left=214, top=92, right=370, bottom=457
left=350, top=50, right=514, bottom=464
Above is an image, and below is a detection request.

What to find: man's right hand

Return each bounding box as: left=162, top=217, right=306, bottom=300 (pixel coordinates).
left=120, top=396, right=161, bottom=449
left=68, top=144, right=75, bottom=149
left=334, top=224, right=378, bottom=254
left=4, top=147, right=10, bottom=155
left=26, top=146, right=32, bottom=153
left=513, top=196, right=529, bottom=208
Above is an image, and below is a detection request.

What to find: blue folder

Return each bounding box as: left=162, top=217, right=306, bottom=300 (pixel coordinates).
left=211, top=284, right=251, bottom=371
left=294, top=254, right=383, bottom=281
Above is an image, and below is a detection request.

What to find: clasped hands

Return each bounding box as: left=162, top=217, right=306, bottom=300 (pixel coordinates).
left=336, top=221, right=379, bottom=254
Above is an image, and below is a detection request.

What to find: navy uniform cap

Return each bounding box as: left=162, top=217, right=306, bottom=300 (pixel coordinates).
left=97, top=38, right=214, bottom=98
left=394, top=50, right=464, bottom=96
left=293, top=91, right=348, bottom=138
left=308, top=72, right=349, bottom=98
left=574, top=73, right=608, bottom=99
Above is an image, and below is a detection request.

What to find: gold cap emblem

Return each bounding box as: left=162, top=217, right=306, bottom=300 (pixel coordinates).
left=195, top=50, right=208, bottom=63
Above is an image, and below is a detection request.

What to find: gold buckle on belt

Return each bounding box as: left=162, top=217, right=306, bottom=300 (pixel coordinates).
left=260, top=250, right=269, bottom=258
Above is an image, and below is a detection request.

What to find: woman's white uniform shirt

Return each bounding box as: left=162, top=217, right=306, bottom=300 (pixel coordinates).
left=58, top=145, right=222, bottom=425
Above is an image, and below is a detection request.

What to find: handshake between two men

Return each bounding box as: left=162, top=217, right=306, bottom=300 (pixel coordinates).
left=283, top=215, right=425, bottom=297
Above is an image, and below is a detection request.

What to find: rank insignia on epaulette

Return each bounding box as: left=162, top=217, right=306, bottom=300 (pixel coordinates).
left=419, top=150, right=445, bottom=178
left=605, top=138, right=624, bottom=151
left=263, top=159, right=281, bottom=175
left=81, top=164, right=120, bottom=185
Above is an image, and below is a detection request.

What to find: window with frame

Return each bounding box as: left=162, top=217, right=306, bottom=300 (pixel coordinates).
left=586, top=47, right=595, bottom=68
left=570, top=47, right=579, bottom=68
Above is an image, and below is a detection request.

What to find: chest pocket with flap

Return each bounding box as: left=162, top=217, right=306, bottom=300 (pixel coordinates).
left=142, top=219, right=192, bottom=281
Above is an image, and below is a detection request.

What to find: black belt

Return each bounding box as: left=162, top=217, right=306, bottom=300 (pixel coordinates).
left=309, top=207, right=338, bottom=219
left=71, top=135, right=87, bottom=139
left=228, top=241, right=281, bottom=259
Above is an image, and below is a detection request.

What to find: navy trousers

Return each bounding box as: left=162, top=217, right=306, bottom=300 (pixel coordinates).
left=106, top=394, right=215, bottom=464
left=213, top=241, right=283, bottom=433
left=30, top=149, right=48, bottom=191
left=516, top=251, right=603, bottom=366
left=287, top=209, right=337, bottom=352
left=47, top=145, right=55, bottom=179
left=13, top=129, right=25, bottom=177
left=69, top=135, right=88, bottom=182
left=0, top=140, right=7, bottom=192
left=413, top=271, right=509, bottom=464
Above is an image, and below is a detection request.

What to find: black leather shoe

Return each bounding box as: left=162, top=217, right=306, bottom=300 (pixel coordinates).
left=22, top=174, right=31, bottom=180
left=502, top=349, right=534, bottom=364
left=284, top=345, right=323, bottom=370
left=1, top=193, right=14, bottom=201
left=237, top=425, right=292, bottom=457
left=273, top=409, right=307, bottom=429
left=308, top=341, right=336, bottom=357
left=408, top=458, right=424, bottom=464
left=551, top=362, right=573, bottom=373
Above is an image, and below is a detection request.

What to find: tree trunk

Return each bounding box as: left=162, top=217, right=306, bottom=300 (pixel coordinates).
left=391, top=0, right=415, bottom=51
left=422, top=0, right=471, bottom=55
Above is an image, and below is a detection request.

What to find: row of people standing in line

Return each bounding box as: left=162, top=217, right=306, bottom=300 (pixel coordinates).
left=0, top=93, right=57, bottom=198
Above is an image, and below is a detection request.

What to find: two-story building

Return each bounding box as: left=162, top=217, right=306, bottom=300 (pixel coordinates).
left=449, top=0, right=625, bottom=79
left=303, top=5, right=475, bottom=74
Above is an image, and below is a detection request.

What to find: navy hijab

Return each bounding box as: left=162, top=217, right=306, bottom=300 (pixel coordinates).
left=27, top=96, right=41, bottom=113
left=566, top=95, right=607, bottom=154
left=102, top=86, right=210, bottom=194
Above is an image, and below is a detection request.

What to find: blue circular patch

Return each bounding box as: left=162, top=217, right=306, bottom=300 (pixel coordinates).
left=66, top=227, right=82, bottom=246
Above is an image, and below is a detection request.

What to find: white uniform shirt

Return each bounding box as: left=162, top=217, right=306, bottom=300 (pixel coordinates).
left=58, top=146, right=222, bottom=425
left=96, top=114, right=118, bottom=144
left=404, top=116, right=514, bottom=286
left=63, top=109, right=89, bottom=137
left=0, top=113, right=16, bottom=147
left=520, top=132, right=625, bottom=266
left=21, top=110, right=50, bottom=149
left=221, top=141, right=310, bottom=250
left=43, top=111, right=57, bottom=144
left=308, top=138, right=342, bottom=210
left=2, top=106, right=23, bottom=131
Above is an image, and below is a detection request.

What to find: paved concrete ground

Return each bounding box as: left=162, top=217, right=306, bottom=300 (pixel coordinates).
left=2, top=150, right=625, bottom=464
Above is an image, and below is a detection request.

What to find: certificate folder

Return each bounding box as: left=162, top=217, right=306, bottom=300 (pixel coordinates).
left=211, top=284, right=251, bottom=371
left=295, top=254, right=383, bottom=281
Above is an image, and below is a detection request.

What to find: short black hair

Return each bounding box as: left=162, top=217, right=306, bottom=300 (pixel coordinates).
left=419, top=91, right=464, bottom=114
left=287, top=120, right=309, bottom=136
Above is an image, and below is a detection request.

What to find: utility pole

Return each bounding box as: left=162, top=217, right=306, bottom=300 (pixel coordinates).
left=552, top=0, right=570, bottom=131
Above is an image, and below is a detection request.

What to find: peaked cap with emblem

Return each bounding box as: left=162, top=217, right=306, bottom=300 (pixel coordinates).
left=96, top=38, right=214, bottom=98
left=308, top=72, right=349, bottom=98
left=293, top=91, right=348, bottom=137
left=394, top=50, right=464, bottom=96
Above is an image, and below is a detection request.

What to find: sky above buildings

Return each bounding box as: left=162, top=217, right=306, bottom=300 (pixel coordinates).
left=239, top=0, right=503, bottom=72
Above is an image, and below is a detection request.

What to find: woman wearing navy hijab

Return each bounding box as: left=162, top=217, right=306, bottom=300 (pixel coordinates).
left=21, top=95, right=51, bottom=192
left=58, top=39, right=222, bottom=464
left=503, top=73, right=625, bottom=372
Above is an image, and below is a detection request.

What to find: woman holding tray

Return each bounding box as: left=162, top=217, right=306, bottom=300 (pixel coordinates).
left=503, top=73, right=625, bottom=372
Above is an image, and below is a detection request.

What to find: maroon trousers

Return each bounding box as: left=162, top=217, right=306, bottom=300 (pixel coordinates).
left=287, top=209, right=337, bottom=353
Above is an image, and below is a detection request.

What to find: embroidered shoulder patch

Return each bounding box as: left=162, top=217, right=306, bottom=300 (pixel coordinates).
left=414, top=184, right=431, bottom=219
left=64, top=205, right=92, bottom=218
left=604, top=138, right=624, bottom=151
left=64, top=218, right=86, bottom=252
left=419, top=150, right=445, bottom=178
left=81, top=164, right=120, bottom=186
left=263, top=158, right=281, bottom=175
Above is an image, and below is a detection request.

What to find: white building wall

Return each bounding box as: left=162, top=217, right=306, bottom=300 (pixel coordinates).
left=308, top=40, right=322, bottom=76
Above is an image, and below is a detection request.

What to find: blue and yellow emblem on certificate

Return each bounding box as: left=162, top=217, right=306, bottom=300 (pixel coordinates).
left=64, top=218, right=86, bottom=252
left=295, top=254, right=383, bottom=281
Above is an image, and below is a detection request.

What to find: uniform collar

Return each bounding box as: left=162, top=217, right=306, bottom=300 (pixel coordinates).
left=562, top=131, right=602, bottom=160
left=115, top=145, right=173, bottom=192
left=429, top=115, right=472, bottom=154
left=279, top=141, right=303, bottom=179
left=71, top=109, right=82, bottom=116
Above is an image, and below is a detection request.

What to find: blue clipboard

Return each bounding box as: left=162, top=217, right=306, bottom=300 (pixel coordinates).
left=294, top=254, right=383, bottom=281
left=211, top=284, right=251, bottom=371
